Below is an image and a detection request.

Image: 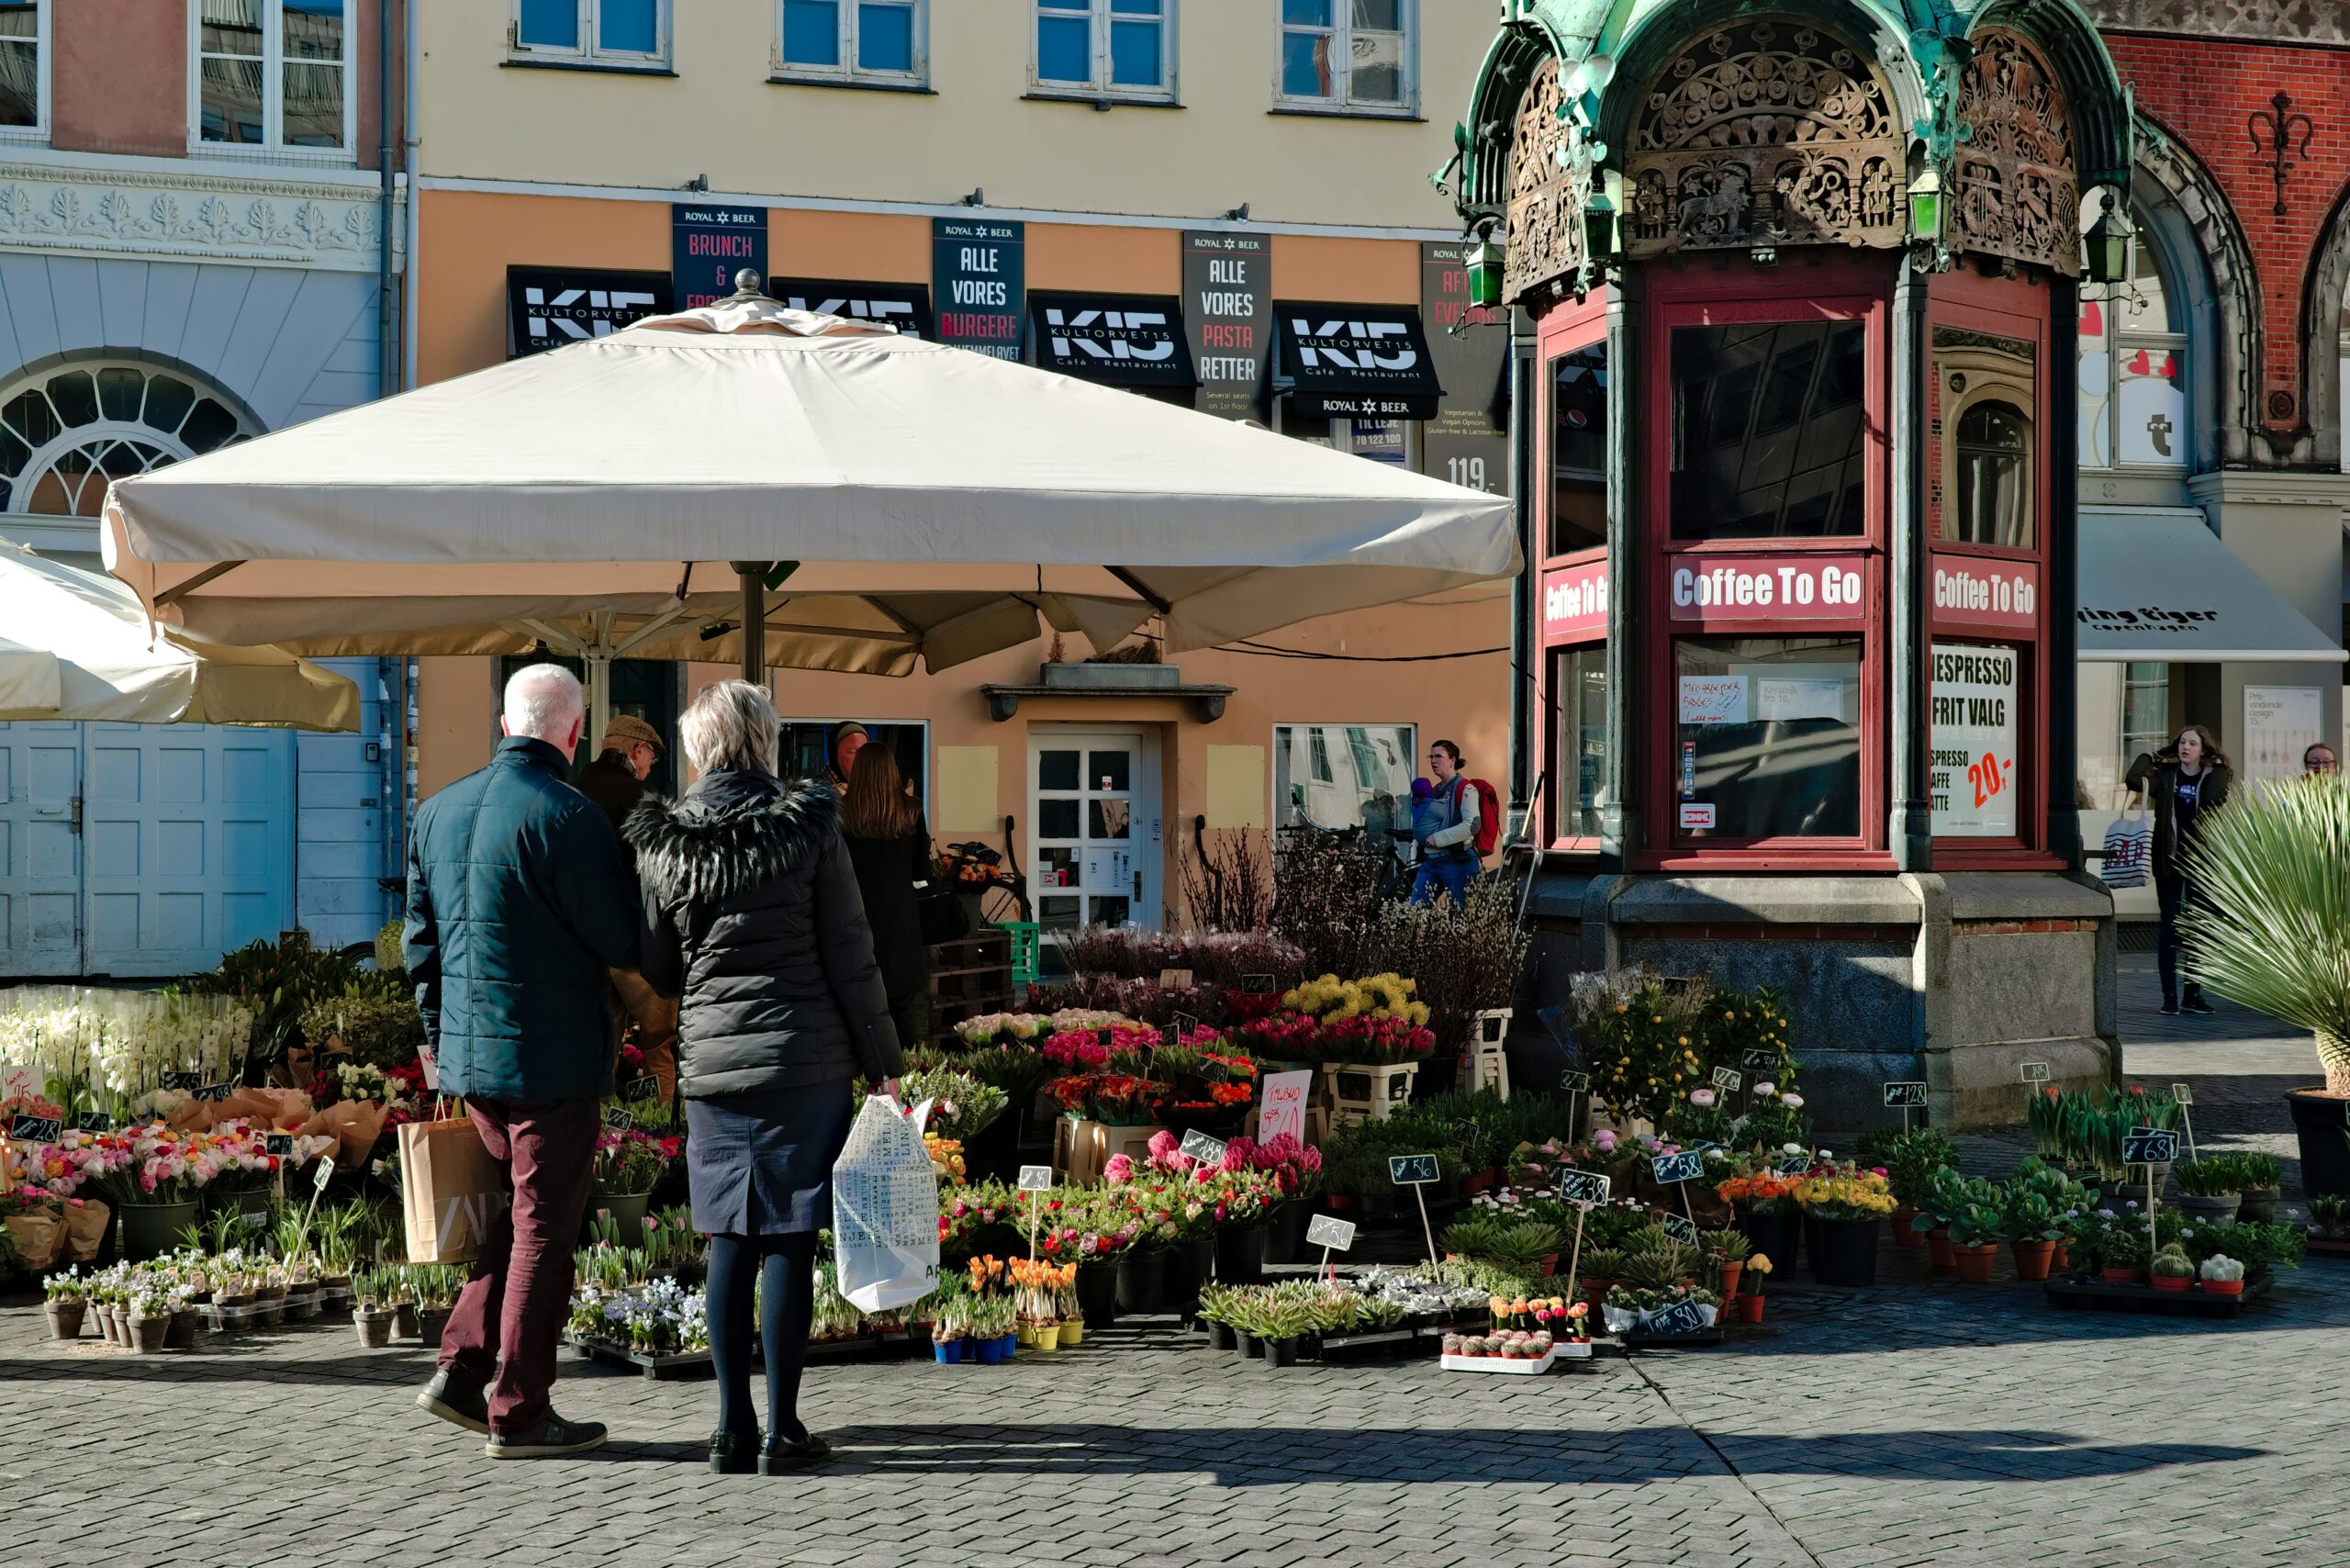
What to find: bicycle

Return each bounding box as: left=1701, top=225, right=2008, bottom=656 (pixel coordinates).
left=943, top=814, right=1030, bottom=925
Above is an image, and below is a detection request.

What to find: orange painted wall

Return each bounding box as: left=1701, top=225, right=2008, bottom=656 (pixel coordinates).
left=417, top=190, right=670, bottom=384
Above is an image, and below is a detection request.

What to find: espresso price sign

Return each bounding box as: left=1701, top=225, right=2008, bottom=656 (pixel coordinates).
left=8, top=1114, right=61, bottom=1144
left=1710, top=1067, right=1742, bottom=1093
left=263, top=1132, right=295, bottom=1159
left=1017, top=1164, right=1054, bottom=1193
left=76, top=1112, right=113, bottom=1134
left=621, top=1076, right=660, bottom=1103
left=602, top=1107, right=635, bottom=1133
left=1660, top=1212, right=1700, bottom=1246
left=1740, top=1049, right=1777, bottom=1070
left=1644, top=1297, right=1708, bottom=1338
left=2121, top=1126, right=2178, bottom=1165
left=2020, top=1061, right=2051, bottom=1083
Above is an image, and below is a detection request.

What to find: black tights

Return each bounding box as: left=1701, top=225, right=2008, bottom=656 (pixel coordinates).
left=705, top=1231, right=816, bottom=1443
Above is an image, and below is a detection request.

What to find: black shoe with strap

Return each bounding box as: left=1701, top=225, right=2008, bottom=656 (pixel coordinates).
left=486, top=1412, right=609, bottom=1459
left=416, top=1370, right=490, bottom=1435
left=2183, top=992, right=2216, bottom=1014
left=711, top=1428, right=760, bottom=1475
left=759, top=1428, right=834, bottom=1473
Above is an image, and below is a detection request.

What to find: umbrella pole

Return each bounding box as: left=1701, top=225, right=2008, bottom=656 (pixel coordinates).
left=733, top=562, right=768, bottom=686
left=584, top=649, right=612, bottom=756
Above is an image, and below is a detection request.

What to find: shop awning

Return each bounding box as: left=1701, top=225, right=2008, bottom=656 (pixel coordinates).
left=1029, top=292, right=1197, bottom=388
left=767, top=275, right=935, bottom=339
left=1274, top=302, right=1442, bottom=420
left=2077, top=507, right=2346, bottom=662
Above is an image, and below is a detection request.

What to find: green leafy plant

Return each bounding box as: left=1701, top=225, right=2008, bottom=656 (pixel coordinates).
left=2001, top=1188, right=2066, bottom=1244
left=1698, top=1227, right=1751, bottom=1261
left=2179, top=774, right=2350, bottom=1091
left=299, top=990, right=427, bottom=1072
left=192, top=930, right=382, bottom=1067
left=1876, top=1127, right=1962, bottom=1208
left=2227, top=1151, right=2280, bottom=1191
left=2174, top=1159, right=2244, bottom=1197
left=2097, top=1223, right=2150, bottom=1271
left=1579, top=1247, right=1628, bottom=1280
left=1613, top=1246, right=1694, bottom=1293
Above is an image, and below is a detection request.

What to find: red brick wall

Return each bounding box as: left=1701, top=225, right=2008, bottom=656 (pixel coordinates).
left=2102, top=31, right=2350, bottom=436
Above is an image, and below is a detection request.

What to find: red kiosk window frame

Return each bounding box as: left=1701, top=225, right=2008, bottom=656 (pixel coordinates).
left=1924, top=272, right=2056, bottom=868
left=1534, top=291, right=1610, bottom=852
left=1640, top=265, right=1890, bottom=871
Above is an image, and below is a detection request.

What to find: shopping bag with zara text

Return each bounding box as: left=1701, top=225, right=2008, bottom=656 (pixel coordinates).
left=397, top=1108, right=509, bottom=1264
left=830, top=1094, right=939, bottom=1313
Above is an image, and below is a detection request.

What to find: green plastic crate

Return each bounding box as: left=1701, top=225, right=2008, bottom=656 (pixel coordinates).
left=990, top=919, right=1040, bottom=991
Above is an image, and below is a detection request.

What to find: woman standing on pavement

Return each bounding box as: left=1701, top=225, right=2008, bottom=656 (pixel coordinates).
left=839, top=743, right=934, bottom=1058
left=627, top=680, right=903, bottom=1475
left=2126, top=723, right=2234, bottom=1016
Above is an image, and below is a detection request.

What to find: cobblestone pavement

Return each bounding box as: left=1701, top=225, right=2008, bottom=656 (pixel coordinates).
left=6, top=981, right=2341, bottom=1568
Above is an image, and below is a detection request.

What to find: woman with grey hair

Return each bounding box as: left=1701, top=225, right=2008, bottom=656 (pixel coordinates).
left=626, top=678, right=902, bottom=1473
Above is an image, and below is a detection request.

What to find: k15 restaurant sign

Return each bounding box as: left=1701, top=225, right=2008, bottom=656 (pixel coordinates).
left=506, top=267, right=671, bottom=358
left=1183, top=230, right=1270, bottom=421
left=1275, top=304, right=1441, bottom=420
left=672, top=202, right=767, bottom=311
left=934, top=218, right=1024, bottom=361
left=1421, top=241, right=1508, bottom=496
left=768, top=276, right=934, bottom=338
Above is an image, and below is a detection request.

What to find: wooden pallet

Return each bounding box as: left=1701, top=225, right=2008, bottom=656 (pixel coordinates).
left=567, top=1337, right=715, bottom=1380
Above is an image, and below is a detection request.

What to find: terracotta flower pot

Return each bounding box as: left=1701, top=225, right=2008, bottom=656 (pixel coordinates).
left=129, top=1315, right=170, bottom=1354
left=1460, top=1170, right=1494, bottom=1196
left=1326, top=1193, right=1357, bottom=1213
left=1581, top=1276, right=1614, bottom=1311
left=43, top=1301, right=84, bottom=1340
left=164, top=1310, right=197, bottom=1350
left=2199, top=1279, right=2244, bottom=1297
left=1737, top=1294, right=1764, bottom=1324
left=1952, top=1242, right=1998, bottom=1284
left=1890, top=1209, right=1918, bottom=1248
left=2100, top=1267, right=2145, bottom=1285
left=1927, top=1229, right=1956, bottom=1271
left=2052, top=1241, right=2070, bottom=1271
left=2009, top=1239, right=2055, bottom=1282
left=1718, top=1260, right=1743, bottom=1301
left=2150, top=1274, right=2192, bottom=1292
left=1537, top=1253, right=1560, bottom=1278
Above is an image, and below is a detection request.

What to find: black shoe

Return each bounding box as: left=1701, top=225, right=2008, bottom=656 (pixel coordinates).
left=710, top=1428, right=759, bottom=1475
left=416, top=1370, right=490, bottom=1435
left=759, top=1430, right=833, bottom=1473
left=2183, top=994, right=2216, bottom=1014
left=2158, top=1002, right=2182, bottom=1016
left=486, top=1412, right=608, bottom=1459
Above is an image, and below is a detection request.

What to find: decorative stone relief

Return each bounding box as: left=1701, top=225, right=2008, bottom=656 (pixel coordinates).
left=1504, top=55, right=1588, bottom=301
left=2079, top=0, right=2350, bottom=45
left=1625, top=20, right=1904, bottom=259
left=1951, top=30, right=2081, bottom=274
left=0, top=160, right=398, bottom=272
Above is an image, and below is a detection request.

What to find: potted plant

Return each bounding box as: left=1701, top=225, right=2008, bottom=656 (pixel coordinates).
left=1878, top=1127, right=1960, bottom=1247
left=1257, top=1293, right=1310, bottom=1369
left=1718, top=1163, right=1803, bottom=1270
left=588, top=1129, right=673, bottom=1242
left=352, top=1269, right=397, bottom=1348
left=1915, top=1165, right=1974, bottom=1274
left=2098, top=1222, right=2149, bottom=1285
left=2198, top=1252, right=2246, bottom=1296
left=1197, top=1283, right=1237, bottom=1351
left=1737, top=1253, right=1771, bottom=1323
left=2310, top=1195, right=2350, bottom=1241
left=2149, top=1243, right=2196, bottom=1293
left=2231, top=1153, right=2282, bottom=1223
left=2175, top=777, right=2350, bottom=1194
left=128, top=1282, right=174, bottom=1354
left=1578, top=1248, right=1627, bottom=1310
left=42, top=1269, right=87, bottom=1339
left=2000, top=1186, right=2065, bottom=1282
left=1055, top=1273, right=1084, bottom=1346
left=2172, top=1159, right=2243, bottom=1223
left=412, top=1265, right=457, bottom=1349
left=1698, top=1228, right=1751, bottom=1302
left=1794, top=1167, right=1897, bottom=1287
left=1945, top=1192, right=2006, bottom=1285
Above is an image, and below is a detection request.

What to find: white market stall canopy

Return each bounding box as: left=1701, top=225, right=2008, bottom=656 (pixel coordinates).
left=101, top=293, right=1520, bottom=678
left=0, top=543, right=358, bottom=730
left=2077, top=509, right=2345, bottom=664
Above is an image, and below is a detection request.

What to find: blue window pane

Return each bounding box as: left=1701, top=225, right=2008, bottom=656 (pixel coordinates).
left=782, top=0, right=840, bottom=64
left=1037, top=14, right=1090, bottom=82
left=518, top=0, right=577, bottom=49
left=598, top=0, right=658, bottom=54
left=1111, top=0, right=1159, bottom=12
left=1108, top=18, right=1159, bottom=85
left=1281, top=31, right=1330, bottom=95
left=857, top=2, right=913, bottom=71
left=1282, top=0, right=1331, bottom=22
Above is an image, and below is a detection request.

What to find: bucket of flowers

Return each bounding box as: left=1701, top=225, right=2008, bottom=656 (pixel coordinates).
left=963, top=1255, right=1019, bottom=1362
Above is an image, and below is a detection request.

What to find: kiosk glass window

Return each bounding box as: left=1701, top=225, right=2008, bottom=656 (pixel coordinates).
left=1669, top=320, right=1867, bottom=540
left=1933, top=324, right=2035, bottom=550
left=1550, top=644, right=1608, bottom=839
left=1672, top=637, right=1862, bottom=840
left=1550, top=343, right=1606, bottom=555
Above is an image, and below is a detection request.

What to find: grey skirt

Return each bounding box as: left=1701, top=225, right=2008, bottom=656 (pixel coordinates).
left=685, top=1081, right=856, bottom=1238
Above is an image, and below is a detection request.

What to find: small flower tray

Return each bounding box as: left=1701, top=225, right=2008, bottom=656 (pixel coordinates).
left=566, top=1335, right=715, bottom=1381
left=1310, top=1327, right=1418, bottom=1363
left=2042, top=1271, right=2269, bottom=1317
left=1617, top=1326, right=1729, bottom=1350
left=2301, top=1238, right=2350, bottom=1260
left=1441, top=1344, right=1561, bottom=1375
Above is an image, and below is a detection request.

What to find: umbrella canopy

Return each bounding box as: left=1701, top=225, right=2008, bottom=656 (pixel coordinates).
left=0, top=544, right=359, bottom=730
left=101, top=291, right=1519, bottom=672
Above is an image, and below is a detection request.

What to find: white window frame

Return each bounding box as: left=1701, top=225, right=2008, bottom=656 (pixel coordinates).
left=2080, top=228, right=2188, bottom=474
left=189, top=0, right=356, bottom=162
left=0, top=0, right=51, bottom=144
left=773, top=0, right=927, bottom=85
left=1273, top=0, right=1416, bottom=117
left=508, top=0, right=672, bottom=72
left=1031, top=0, right=1176, bottom=104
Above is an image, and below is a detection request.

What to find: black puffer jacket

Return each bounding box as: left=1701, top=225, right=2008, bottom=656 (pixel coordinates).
left=627, top=768, right=902, bottom=1097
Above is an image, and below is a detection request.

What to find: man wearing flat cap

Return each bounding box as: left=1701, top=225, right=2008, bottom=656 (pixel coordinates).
left=576, top=713, right=664, bottom=835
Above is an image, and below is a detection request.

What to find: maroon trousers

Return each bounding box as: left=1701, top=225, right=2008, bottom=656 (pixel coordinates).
left=436, top=1096, right=599, bottom=1432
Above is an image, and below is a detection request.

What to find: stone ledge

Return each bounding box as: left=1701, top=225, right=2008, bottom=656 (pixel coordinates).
left=1610, top=874, right=1921, bottom=927
left=1941, top=871, right=2114, bottom=923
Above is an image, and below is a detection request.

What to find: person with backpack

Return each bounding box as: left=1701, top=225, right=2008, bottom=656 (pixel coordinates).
left=1411, top=739, right=1495, bottom=907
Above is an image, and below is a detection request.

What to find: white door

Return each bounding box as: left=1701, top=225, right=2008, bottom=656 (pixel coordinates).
left=1028, top=728, right=1162, bottom=941
left=0, top=721, right=84, bottom=974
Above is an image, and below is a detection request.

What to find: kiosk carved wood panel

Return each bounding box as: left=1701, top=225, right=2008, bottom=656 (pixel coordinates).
left=1951, top=29, right=2082, bottom=275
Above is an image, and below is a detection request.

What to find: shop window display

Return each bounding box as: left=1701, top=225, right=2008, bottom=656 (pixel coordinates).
left=1550, top=644, right=1607, bottom=840
left=1669, top=320, right=1868, bottom=540
left=1550, top=345, right=1606, bottom=556
left=1672, top=638, right=1862, bottom=840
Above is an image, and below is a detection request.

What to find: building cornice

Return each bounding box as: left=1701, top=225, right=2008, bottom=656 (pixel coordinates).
left=0, top=153, right=403, bottom=273
left=2186, top=468, right=2350, bottom=510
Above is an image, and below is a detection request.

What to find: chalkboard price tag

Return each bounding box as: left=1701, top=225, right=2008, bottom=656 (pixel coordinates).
left=1388, top=1153, right=1439, bottom=1186
left=1740, top=1049, right=1777, bottom=1071
left=2171, top=1082, right=2193, bottom=1106
left=1180, top=1130, right=1228, bottom=1169
left=312, top=1157, right=335, bottom=1193
left=1197, top=1058, right=1230, bottom=1084
left=263, top=1132, right=295, bottom=1159
left=1553, top=1168, right=1611, bottom=1205
left=1172, top=1011, right=1201, bottom=1041
left=621, top=1076, right=659, bottom=1103
left=1558, top=1070, right=1590, bottom=1093
left=160, top=1070, right=203, bottom=1092
left=2020, top=1062, right=2050, bottom=1083
left=1778, top=1153, right=1813, bottom=1176
left=1882, top=1081, right=1929, bottom=1108
left=1096, top=1026, right=1115, bottom=1052
left=1644, top=1297, right=1707, bottom=1338
left=7, top=1114, right=61, bottom=1144
left=196, top=1082, right=235, bottom=1103
left=1710, top=1067, right=1742, bottom=1093
left=1660, top=1212, right=1699, bottom=1246
left=75, top=1111, right=112, bottom=1134
left=1240, top=973, right=1278, bottom=993
left=1650, top=1150, right=1704, bottom=1185
left=2121, top=1126, right=2178, bottom=1165
left=602, top=1107, right=635, bottom=1132
left=1016, top=1164, right=1054, bottom=1192
left=1158, top=969, right=1194, bottom=991
left=1305, top=1214, right=1356, bottom=1250
left=1686, top=1140, right=1725, bottom=1155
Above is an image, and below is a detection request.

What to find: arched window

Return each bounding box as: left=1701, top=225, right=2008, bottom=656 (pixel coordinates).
left=0, top=361, right=255, bottom=518
left=1954, top=399, right=2031, bottom=547
left=2078, top=230, right=2186, bottom=471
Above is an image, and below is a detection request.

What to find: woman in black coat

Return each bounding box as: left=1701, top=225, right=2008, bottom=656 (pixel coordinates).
left=628, top=680, right=903, bottom=1474
left=2124, top=722, right=2234, bottom=1016
left=839, top=744, right=934, bottom=1058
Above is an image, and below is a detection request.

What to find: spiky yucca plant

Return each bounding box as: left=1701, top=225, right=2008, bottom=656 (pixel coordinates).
left=2181, top=776, right=2350, bottom=1090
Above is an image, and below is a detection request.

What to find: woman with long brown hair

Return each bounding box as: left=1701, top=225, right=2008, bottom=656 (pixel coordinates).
left=2125, top=722, right=2234, bottom=1016
left=839, top=742, right=934, bottom=1055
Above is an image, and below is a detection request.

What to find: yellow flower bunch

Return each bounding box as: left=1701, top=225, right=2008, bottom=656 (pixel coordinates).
left=1283, top=972, right=1431, bottom=1026
left=924, top=1133, right=967, bottom=1187
left=1792, top=1171, right=1897, bottom=1219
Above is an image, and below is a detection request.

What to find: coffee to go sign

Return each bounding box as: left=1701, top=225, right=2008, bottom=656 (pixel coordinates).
left=1930, top=554, right=2039, bottom=633
left=1668, top=556, right=1865, bottom=622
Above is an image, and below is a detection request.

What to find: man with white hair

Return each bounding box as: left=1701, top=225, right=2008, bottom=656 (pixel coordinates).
left=403, top=662, right=639, bottom=1459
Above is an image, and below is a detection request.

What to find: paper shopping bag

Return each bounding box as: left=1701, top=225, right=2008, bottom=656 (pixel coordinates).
left=398, top=1111, right=509, bottom=1264
left=831, top=1096, right=940, bottom=1313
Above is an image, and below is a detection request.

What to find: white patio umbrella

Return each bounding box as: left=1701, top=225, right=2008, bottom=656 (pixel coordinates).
left=101, top=279, right=1518, bottom=733
left=0, top=543, right=358, bottom=730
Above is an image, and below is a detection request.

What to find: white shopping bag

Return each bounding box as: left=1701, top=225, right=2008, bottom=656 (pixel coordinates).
left=830, top=1094, right=941, bottom=1313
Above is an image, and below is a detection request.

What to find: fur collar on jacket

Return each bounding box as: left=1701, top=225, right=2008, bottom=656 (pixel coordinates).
left=625, top=770, right=837, bottom=906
